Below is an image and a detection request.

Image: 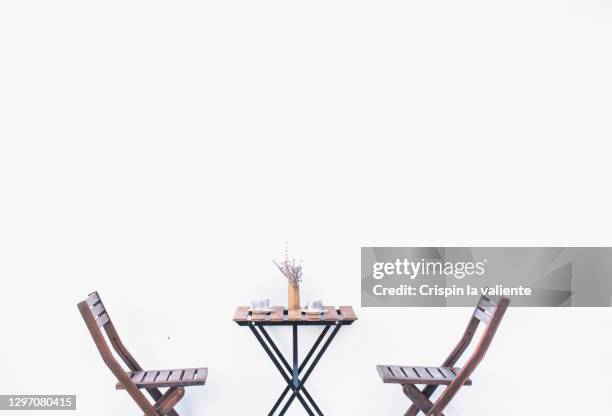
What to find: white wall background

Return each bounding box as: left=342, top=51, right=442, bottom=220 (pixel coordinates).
left=1, top=1, right=612, bottom=415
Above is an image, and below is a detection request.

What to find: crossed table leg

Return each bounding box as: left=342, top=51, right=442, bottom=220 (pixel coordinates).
left=248, top=322, right=342, bottom=416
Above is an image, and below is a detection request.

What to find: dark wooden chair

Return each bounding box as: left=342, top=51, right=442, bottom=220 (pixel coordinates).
left=78, top=291, right=207, bottom=416
left=377, top=295, right=510, bottom=416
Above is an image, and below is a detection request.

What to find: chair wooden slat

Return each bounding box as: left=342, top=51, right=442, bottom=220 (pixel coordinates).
left=479, top=297, right=496, bottom=309
left=91, top=302, right=105, bottom=317
left=429, top=367, right=445, bottom=379
left=389, top=366, right=404, bottom=379
left=182, top=369, right=195, bottom=381
left=144, top=371, right=158, bottom=383
left=96, top=313, right=110, bottom=327
left=131, top=371, right=146, bottom=383
left=439, top=367, right=455, bottom=379
left=474, top=308, right=490, bottom=324
left=401, top=367, right=419, bottom=378
left=478, top=298, right=496, bottom=315
left=156, top=371, right=170, bottom=382
left=414, top=367, right=432, bottom=379
left=194, top=368, right=207, bottom=382
left=86, top=292, right=100, bottom=307
left=169, top=370, right=183, bottom=382
left=377, top=366, right=394, bottom=380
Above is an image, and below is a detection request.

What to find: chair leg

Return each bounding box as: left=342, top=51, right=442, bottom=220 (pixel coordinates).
left=402, top=384, right=444, bottom=416
left=153, top=387, right=185, bottom=416
left=405, top=384, right=440, bottom=416
left=404, top=405, right=420, bottom=416
left=146, top=389, right=180, bottom=416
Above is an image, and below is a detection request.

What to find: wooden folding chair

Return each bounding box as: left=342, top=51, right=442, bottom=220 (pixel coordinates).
left=77, top=291, right=207, bottom=416
left=376, top=295, right=510, bottom=416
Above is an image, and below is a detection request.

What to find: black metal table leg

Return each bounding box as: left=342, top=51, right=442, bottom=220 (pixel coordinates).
left=263, top=326, right=329, bottom=416
left=278, top=324, right=342, bottom=414
left=250, top=323, right=341, bottom=416
left=292, top=324, right=299, bottom=387
left=248, top=324, right=315, bottom=416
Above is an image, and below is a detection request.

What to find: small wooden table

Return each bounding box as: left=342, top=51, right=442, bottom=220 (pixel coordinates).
left=233, top=306, right=358, bottom=416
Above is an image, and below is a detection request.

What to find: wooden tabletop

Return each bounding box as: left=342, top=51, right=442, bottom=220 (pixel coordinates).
left=233, top=305, right=358, bottom=326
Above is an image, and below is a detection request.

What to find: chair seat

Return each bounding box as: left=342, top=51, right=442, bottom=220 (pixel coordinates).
left=117, top=367, right=207, bottom=390
left=376, top=365, right=472, bottom=386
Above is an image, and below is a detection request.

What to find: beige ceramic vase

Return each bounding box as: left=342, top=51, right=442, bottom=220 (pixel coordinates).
left=288, top=283, right=300, bottom=311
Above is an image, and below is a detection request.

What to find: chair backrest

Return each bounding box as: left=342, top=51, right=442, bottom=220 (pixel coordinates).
left=441, top=295, right=510, bottom=368
left=77, top=292, right=157, bottom=415
left=465, top=295, right=510, bottom=365
left=431, top=295, right=510, bottom=414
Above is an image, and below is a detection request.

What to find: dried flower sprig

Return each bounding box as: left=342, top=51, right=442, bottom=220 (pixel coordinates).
left=273, top=242, right=303, bottom=287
